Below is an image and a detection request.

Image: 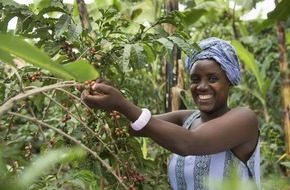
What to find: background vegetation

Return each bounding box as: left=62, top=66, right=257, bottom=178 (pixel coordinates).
left=0, top=0, right=289, bottom=189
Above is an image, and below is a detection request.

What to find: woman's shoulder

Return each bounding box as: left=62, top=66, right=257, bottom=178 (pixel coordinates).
left=228, top=107, right=257, bottom=119
left=224, top=107, right=258, bottom=129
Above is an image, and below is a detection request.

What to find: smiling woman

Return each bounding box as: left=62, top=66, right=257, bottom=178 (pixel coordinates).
left=81, top=37, right=260, bottom=189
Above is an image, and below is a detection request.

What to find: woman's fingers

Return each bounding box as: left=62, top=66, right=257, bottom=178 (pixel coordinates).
left=95, top=78, right=115, bottom=87
left=81, top=90, right=97, bottom=108
left=92, top=83, right=112, bottom=94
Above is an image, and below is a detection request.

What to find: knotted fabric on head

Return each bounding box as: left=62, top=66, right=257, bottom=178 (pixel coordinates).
left=185, top=37, right=241, bottom=86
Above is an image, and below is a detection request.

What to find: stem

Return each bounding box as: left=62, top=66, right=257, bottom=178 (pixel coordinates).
left=28, top=106, right=47, bottom=144
left=0, top=81, right=78, bottom=118
left=7, top=111, right=128, bottom=189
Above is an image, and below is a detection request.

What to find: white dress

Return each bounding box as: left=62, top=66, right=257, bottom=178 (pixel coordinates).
left=168, top=112, right=260, bottom=190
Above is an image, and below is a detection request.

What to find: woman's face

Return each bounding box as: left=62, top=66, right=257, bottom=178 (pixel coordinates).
left=189, top=59, right=231, bottom=114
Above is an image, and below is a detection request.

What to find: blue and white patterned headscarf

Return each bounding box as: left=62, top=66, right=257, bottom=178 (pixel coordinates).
left=185, top=37, right=241, bottom=86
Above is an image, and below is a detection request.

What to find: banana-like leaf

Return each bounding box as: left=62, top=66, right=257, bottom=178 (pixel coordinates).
left=0, top=33, right=99, bottom=82
left=232, top=40, right=263, bottom=92
left=181, top=8, right=207, bottom=26
left=0, top=33, right=75, bottom=79
left=267, top=0, right=290, bottom=21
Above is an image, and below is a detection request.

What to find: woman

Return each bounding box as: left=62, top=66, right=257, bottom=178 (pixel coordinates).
left=81, top=37, right=260, bottom=189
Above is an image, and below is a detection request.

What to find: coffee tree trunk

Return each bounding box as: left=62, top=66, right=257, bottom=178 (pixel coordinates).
left=275, top=1, right=290, bottom=160
left=163, top=0, right=185, bottom=112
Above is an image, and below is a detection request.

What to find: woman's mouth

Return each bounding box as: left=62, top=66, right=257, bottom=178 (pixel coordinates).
left=198, top=94, right=213, bottom=100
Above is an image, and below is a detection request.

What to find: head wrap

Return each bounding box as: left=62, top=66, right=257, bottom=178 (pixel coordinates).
left=185, top=37, right=241, bottom=86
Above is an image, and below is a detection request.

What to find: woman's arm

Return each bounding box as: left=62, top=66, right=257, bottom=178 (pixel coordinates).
left=154, top=110, right=195, bottom=126
left=81, top=83, right=258, bottom=157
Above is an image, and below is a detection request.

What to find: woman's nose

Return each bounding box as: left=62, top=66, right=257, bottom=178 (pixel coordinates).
left=196, top=80, right=208, bottom=90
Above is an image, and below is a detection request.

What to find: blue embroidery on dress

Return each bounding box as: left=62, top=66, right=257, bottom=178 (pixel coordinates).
left=193, top=155, right=211, bottom=190
left=176, top=156, right=186, bottom=190
left=174, top=112, right=200, bottom=190
left=223, top=151, right=240, bottom=180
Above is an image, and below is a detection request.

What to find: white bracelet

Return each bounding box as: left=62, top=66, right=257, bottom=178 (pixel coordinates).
left=131, top=108, right=151, bottom=131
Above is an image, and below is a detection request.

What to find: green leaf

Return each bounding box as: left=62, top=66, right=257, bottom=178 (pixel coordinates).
left=267, top=0, right=290, bottom=21
left=130, top=43, right=147, bottom=69
left=63, top=59, right=99, bottom=82
left=253, top=19, right=275, bottom=33
left=181, top=8, right=207, bottom=26
left=131, top=8, right=143, bottom=20
left=286, top=32, right=290, bottom=45
left=280, top=161, right=290, bottom=169
left=0, top=33, right=75, bottom=80
left=123, top=44, right=132, bottom=71
left=142, top=137, right=147, bottom=158
left=38, top=6, right=67, bottom=17
left=55, top=14, right=71, bottom=38
left=128, top=137, right=143, bottom=164
left=232, top=40, right=263, bottom=93
left=142, top=43, right=156, bottom=63
left=68, top=22, right=82, bottom=42
left=156, top=37, right=174, bottom=50
left=0, top=49, right=14, bottom=66
left=17, top=147, right=86, bottom=189
left=168, top=36, right=192, bottom=56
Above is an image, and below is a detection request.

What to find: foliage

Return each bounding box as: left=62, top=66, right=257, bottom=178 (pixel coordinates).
left=0, top=0, right=290, bottom=189
left=0, top=0, right=194, bottom=189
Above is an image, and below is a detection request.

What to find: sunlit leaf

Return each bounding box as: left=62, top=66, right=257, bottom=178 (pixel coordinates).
left=156, top=37, right=174, bottom=50
left=131, top=8, right=142, bottom=20
left=0, top=33, right=75, bottom=79
left=63, top=59, right=99, bottom=82
left=123, top=44, right=132, bottom=71
left=232, top=40, right=263, bottom=93
left=0, top=49, right=14, bottom=66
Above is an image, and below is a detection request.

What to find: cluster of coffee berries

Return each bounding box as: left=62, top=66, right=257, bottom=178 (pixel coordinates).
left=24, top=145, right=32, bottom=158
left=128, top=169, right=146, bottom=185
left=110, top=111, right=120, bottom=121
left=29, top=71, right=41, bottom=82
left=121, top=162, right=146, bottom=188
left=61, top=42, right=75, bottom=61
left=84, top=80, right=100, bottom=95
left=114, top=126, right=128, bottom=138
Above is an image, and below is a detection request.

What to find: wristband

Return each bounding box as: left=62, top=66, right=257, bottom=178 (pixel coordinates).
left=131, top=108, right=151, bottom=131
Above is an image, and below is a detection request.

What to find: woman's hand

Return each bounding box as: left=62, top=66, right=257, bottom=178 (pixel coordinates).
left=81, top=80, right=125, bottom=111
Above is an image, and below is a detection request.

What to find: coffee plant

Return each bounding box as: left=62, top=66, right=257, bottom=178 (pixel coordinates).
left=0, top=0, right=195, bottom=189
left=1, top=0, right=290, bottom=189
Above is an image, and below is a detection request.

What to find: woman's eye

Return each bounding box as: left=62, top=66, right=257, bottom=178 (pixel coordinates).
left=208, top=77, right=217, bottom=83
left=190, top=78, right=199, bottom=83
